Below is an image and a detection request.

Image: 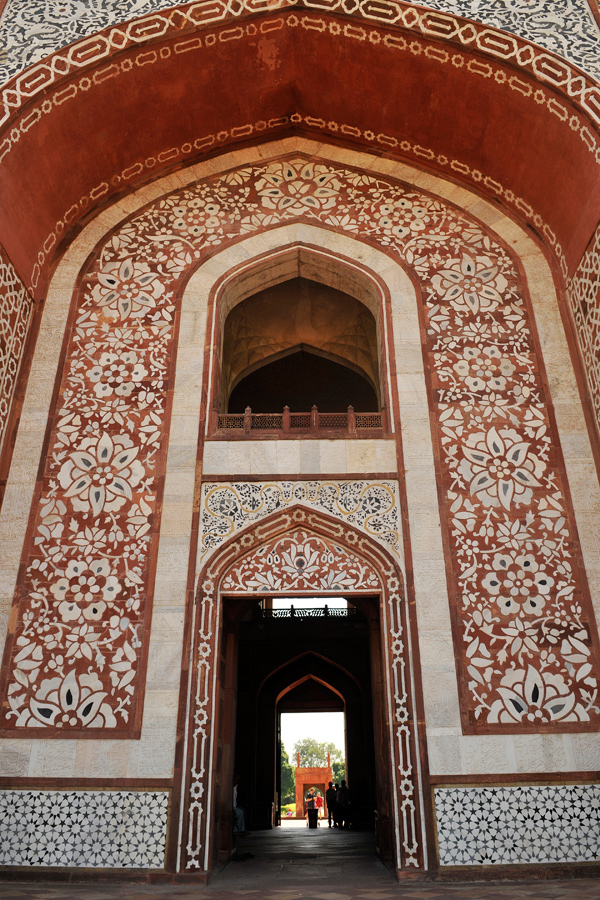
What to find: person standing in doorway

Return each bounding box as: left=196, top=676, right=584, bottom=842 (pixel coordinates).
left=325, top=781, right=337, bottom=828
left=305, top=786, right=316, bottom=821
left=336, top=779, right=351, bottom=829
left=233, top=774, right=250, bottom=836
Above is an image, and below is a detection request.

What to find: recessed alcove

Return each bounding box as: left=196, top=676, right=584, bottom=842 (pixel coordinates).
left=221, top=275, right=380, bottom=413
left=228, top=348, right=378, bottom=413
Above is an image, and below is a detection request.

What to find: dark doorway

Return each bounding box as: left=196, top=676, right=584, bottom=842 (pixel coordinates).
left=231, top=600, right=381, bottom=838
left=227, top=349, right=379, bottom=413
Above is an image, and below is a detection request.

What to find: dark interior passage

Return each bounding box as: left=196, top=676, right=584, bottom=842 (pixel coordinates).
left=227, top=349, right=379, bottom=413
left=231, top=602, right=379, bottom=834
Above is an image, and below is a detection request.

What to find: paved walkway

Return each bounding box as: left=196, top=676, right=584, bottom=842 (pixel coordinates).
left=0, top=821, right=599, bottom=899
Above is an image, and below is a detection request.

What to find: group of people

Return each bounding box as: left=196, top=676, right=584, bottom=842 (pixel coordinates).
left=325, top=780, right=351, bottom=829
left=235, top=774, right=354, bottom=834
left=304, top=787, right=324, bottom=817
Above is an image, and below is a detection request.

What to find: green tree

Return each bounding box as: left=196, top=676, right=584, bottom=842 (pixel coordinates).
left=293, top=737, right=344, bottom=768
left=280, top=746, right=295, bottom=803
left=332, top=760, right=345, bottom=783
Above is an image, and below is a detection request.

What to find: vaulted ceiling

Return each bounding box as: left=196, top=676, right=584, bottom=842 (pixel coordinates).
left=1, top=3, right=599, bottom=298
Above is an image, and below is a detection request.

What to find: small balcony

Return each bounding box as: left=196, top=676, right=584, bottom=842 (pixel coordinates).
left=213, top=405, right=387, bottom=438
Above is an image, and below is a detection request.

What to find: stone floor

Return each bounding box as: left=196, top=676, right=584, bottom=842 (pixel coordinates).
left=0, top=820, right=599, bottom=899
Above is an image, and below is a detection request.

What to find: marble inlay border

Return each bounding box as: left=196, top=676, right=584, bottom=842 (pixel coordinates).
left=2, top=2, right=600, bottom=136
left=0, top=245, right=33, bottom=459
left=1, top=0, right=599, bottom=86
left=567, top=222, right=600, bottom=437
left=183, top=505, right=422, bottom=870
left=6, top=11, right=600, bottom=291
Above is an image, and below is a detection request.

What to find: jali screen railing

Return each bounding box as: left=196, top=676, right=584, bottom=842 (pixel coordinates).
left=216, top=405, right=386, bottom=435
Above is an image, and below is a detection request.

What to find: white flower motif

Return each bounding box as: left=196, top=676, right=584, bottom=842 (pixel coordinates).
left=460, top=426, right=544, bottom=509
left=453, top=345, right=516, bottom=392
left=256, top=160, right=340, bottom=213
left=500, top=617, right=541, bottom=658
left=243, top=569, right=283, bottom=592
left=431, top=253, right=507, bottom=314
left=87, top=351, right=147, bottom=398
left=17, top=670, right=117, bottom=728
left=481, top=551, right=553, bottom=615
left=280, top=542, right=322, bottom=579
left=50, top=557, right=121, bottom=622
left=94, top=259, right=164, bottom=319
left=488, top=666, right=580, bottom=724
left=64, top=623, right=102, bottom=660
left=58, top=432, right=144, bottom=515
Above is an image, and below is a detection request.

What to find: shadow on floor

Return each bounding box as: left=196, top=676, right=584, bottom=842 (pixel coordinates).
left=0, top=824, right=599, bottom=899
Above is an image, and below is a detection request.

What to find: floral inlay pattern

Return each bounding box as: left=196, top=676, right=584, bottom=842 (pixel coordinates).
left=2, top=154, right=598, bottom=734
left=0, top=247, right=34, bottom=458
left=221, top=529, right=380, bottom=593
left=0, top=790, right=169, bottom=867
left=200, top=481, right=401, bottom=563
left=568, top=221, right=600, bottom=439
left=435, top=784, right=600, bottom=865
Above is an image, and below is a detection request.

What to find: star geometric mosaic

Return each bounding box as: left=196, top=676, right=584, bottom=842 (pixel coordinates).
left=435, top=784, right=600, bottom=865
left=0, top=790, right=169, bottom=867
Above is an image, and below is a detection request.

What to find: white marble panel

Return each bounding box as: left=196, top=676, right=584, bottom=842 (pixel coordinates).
left=435, top=784, right=600, bottom=865
left=0, top=790, right=169, bottom=867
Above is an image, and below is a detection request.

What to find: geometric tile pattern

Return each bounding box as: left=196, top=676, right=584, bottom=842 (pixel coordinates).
left=435, top=784, right=600, bottom=865
left=185, top=505, right=422, bottom=869
left=200, top=481, right=402, bottom=564
left=567, top=222, right=600, bottom=436
left=1, top=0, right=599, bottom=85
left=0, top=789, right=169, bottom=867
left=1, top=155, right=598, bottom=736
left=0, top=245, right=34, bottom=458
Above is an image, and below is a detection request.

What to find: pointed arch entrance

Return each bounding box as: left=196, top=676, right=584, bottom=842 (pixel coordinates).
left=260, top=653, right=367, bottom=828
left=177, top=506, right=425, bottom=875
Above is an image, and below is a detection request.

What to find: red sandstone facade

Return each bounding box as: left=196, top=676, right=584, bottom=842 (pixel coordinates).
left=0, top=0, right=600, bottom=884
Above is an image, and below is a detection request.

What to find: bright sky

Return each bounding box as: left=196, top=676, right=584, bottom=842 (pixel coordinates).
left=272, top=597, right=348, bottom=609
left=281, top=711, right=345, bottom=761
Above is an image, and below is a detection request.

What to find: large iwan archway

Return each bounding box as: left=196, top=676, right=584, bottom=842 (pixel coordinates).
left=1, top=140, right=600, bottom=878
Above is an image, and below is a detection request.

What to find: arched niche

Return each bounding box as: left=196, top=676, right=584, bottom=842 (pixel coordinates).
left=277, top=674, right=345, bottom=713
left=221, top=275, right=380, bottom=413
left=210, top=244, right=389, bottom=425
left=2, top=144, right=599, bottom=877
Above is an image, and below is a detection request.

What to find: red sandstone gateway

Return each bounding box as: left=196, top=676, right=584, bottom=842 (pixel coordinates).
left=0, top=0, right=599, bottom=886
